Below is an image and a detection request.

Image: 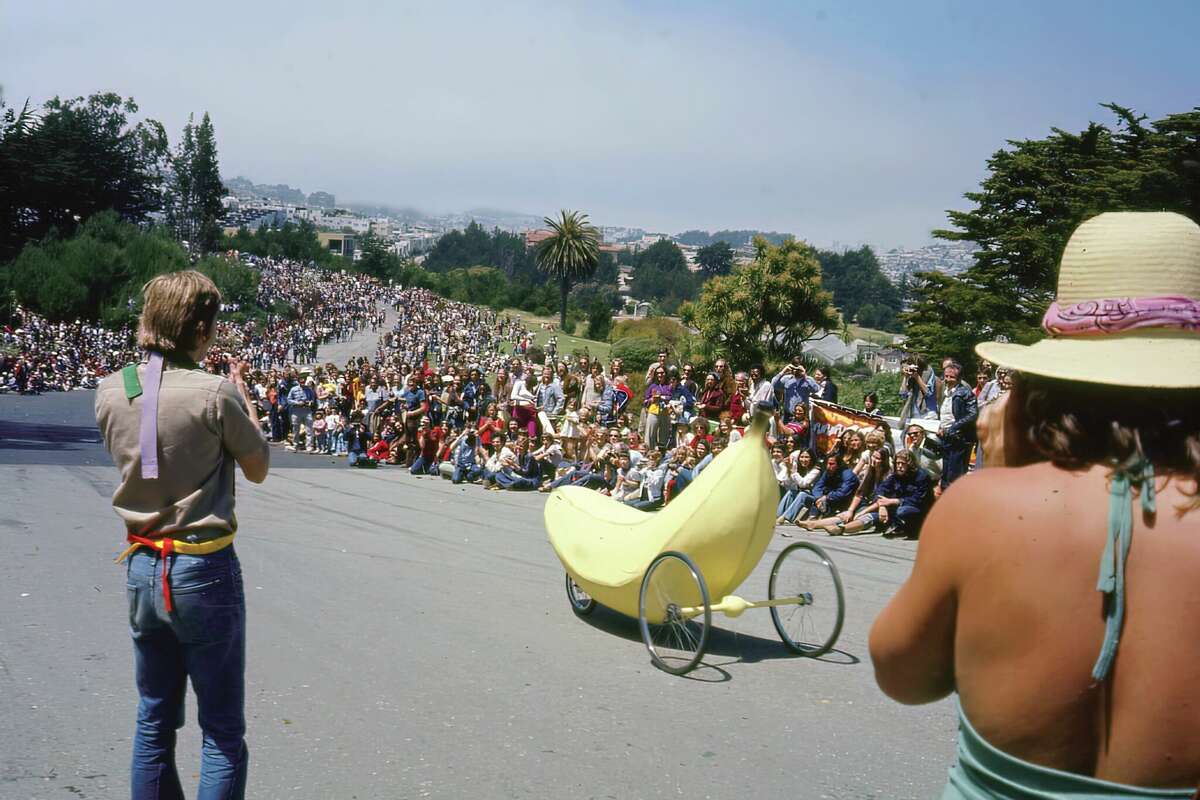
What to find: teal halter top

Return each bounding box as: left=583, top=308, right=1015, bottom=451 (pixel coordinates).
left=1091, top=457, right=1156, bottom=683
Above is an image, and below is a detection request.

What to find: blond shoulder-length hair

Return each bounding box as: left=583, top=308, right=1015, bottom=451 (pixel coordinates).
left=137, top=270, right=222, bottom=355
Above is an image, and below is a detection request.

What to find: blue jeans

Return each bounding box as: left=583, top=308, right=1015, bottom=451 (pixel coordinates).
left=942, top=444, right=971, bottom=489
left=126, top=547, right=247, bottom=800
left=672, top=467, right=695, bottom=496
left=409, top=456, right=438, bottom=475
left=494, top=471, right=539, bottom=490
left=627, top=496, right=663, bottom=511
left=780, top=491, right=815, bottom=522
left=452, top=463, right=485, bottom=483
left=892, top=503, right=928, bottom=538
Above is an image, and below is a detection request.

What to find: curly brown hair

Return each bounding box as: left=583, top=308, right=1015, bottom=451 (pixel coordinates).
left=1013, top=373, right=1200, bottom=511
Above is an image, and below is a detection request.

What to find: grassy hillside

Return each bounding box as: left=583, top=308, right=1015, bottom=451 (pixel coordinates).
left=496, top=308, right=612, bottom=363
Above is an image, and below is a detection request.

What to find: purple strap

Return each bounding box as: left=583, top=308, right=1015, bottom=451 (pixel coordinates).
left=139, top=352, right=164, bottom=480
left=1043, top=295, right=1200, bottom=336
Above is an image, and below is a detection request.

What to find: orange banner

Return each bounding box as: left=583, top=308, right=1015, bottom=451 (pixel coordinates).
left=809, top=400, right=891, bottom=456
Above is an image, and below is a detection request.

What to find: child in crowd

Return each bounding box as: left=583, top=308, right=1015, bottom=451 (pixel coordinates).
left=312, top=411, right=329, bottom=454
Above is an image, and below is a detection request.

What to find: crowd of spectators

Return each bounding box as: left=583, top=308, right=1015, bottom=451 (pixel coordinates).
left=1, top=308, right=137, bottom=393
left=298, top=288, right=1011, bottom=541
left=209, top=258, right=394, bottom=370
left=0, top=257, right=393, bottom=394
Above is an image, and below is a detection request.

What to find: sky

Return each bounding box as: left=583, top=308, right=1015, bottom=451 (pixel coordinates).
left=3, top=0, right=1198, bottom=249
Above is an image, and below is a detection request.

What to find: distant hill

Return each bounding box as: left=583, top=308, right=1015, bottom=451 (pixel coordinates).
left=343, top=202, right=429, bottom=223
left=674, top=229, right=792, bottom=248
left=223, top=175, right=333, bottom=208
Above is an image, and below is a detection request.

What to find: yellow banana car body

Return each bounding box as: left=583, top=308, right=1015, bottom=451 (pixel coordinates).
left=545, top=410, right=777, bottom=621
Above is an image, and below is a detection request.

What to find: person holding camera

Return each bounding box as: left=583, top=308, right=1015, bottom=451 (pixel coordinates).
left=772, top=357, right=821, bottom=418
left=449, top=428, right=486, bottom=484
left=899, top=356, right=939, bottom=424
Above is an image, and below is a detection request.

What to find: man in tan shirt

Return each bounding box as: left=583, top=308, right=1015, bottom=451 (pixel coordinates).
left=95, top=270, right=268, bottom=800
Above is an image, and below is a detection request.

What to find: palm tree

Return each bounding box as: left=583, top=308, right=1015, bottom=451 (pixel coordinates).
left=535, top=209, right=600, bottom=331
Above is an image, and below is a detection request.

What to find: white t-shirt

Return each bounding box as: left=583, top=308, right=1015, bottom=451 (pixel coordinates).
left=939, top=393, right=955, bottom=428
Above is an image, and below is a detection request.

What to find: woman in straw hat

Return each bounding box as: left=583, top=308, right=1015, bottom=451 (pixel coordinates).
left=870, top=212, right=1200, bottom=796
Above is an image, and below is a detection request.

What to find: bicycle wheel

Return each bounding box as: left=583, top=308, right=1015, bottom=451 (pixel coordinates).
left=638, top=551, right=711, bottom=675
left=565, top=573, right=596, bottom=616
left=769, top=541, right=845, bottom=656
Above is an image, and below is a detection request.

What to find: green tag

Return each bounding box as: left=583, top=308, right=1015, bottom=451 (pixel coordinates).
left=122, top=364, right=143, bottom=400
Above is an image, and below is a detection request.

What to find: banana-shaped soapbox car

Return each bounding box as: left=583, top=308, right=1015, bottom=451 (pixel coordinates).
left=545, top=408, right=845, bottom=674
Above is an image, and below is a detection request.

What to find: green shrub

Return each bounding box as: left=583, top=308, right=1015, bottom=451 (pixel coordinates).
left=586, top=303, right=613, bottom=342
left=610, top=337, right=666, bottom=372
left=610, top=317, right=690, bottom=346
left=838, top=371, right=904, bottom=416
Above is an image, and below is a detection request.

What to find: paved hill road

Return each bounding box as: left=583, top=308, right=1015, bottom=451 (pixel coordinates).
left=301, top=301, right=395, bottom=368
left=0, top=386, right=957, bottom=799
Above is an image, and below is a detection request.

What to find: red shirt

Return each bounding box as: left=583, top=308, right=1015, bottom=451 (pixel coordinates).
left=477, top=415, right=502, bottom=447
left=698, top=387, right=727, bottom=420
left=729, top=392, right=749, bottom=423
left=418, top=427, right=444, bottom=460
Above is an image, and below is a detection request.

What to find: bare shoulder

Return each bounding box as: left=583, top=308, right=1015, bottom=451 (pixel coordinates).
left=916, top=464, right=1080, bottom=563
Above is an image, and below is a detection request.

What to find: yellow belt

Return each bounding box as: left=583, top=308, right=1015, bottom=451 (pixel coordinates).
left=115, top=532, right=235, bottom=564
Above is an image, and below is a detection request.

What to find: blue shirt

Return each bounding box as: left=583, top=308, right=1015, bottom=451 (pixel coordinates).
left=671, top=384, right=696, bottom=413
left=399, top=388, right=426, bottom=412
left=287, top=384, right=313, bottom=408
left=877, top=468, right=933, bottom=510
left=813, top=467, right=860, bottom=507
left=596, top=385, right=617, bottom=423
left=773, top=372, right=821, bottom=416
left=453, top=436, right=477, bottom=468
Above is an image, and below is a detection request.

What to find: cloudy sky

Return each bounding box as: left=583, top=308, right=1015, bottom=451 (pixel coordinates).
left=3, top=0, right=1197, bottom=248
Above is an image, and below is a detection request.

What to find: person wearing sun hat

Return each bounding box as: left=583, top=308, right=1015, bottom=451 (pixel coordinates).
left=870, top=211, right=1200, bottom=796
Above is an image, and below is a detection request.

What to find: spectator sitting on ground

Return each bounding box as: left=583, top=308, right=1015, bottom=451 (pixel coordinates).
left=874, top=449, right=934, bottom=539
left=776, top=449, right=821, bottom=525
left=366, top=432, right=390, bottom=463
left=448, top=428, right=486, bottom=484
left=801, top=448, right=893, bottom=536
left=777, top=453, right=860, bottom=525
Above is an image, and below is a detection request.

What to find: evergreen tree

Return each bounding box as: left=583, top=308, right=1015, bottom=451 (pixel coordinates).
left=695, top=241, right=735, bottom=276
left=905, top=103, right=1200, bottom=368
left=0, top=92, right=168, bottom=262
left=814, top=245, right=903, bottom=331
left=191, top=113, right=225, bottom=252
left=166, top=115, right=197, bottom=248
left=166, top=112, right=225, bottom=253
left=356, top=231, right=399, bottom=281
left=629, top=239, right=701, bottom=314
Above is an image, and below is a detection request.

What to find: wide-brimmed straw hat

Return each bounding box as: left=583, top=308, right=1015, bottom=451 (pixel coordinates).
left=976, top=211, right=1200, bottom=388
